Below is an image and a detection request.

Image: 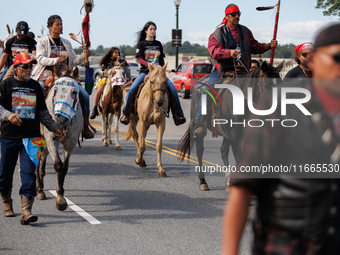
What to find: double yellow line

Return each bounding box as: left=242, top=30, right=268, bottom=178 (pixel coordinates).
left=90, top=120, right=216, bottom=167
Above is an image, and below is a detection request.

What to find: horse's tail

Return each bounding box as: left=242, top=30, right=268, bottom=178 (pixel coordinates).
left=125, top=123, right=134, bottom=141
left=177, top=119, right=194, bottom=161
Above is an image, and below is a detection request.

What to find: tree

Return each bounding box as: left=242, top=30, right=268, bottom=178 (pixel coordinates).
left=316, top=0, right=340, bottom=17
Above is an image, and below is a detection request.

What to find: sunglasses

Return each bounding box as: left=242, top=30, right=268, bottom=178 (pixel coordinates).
left=229, top=12, right=241, bottom=17
left=300, top=52, right=311, bottom=58
left=317, top=50, right=340, bottom=64
left=19, top=64, right=33, bottom=69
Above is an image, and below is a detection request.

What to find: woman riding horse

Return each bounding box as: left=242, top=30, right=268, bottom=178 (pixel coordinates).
left=120, top=21, right=186, bottom=126
left=90, top=47, right=130, bottom=119
left=31, top=14, right=94, bottom=139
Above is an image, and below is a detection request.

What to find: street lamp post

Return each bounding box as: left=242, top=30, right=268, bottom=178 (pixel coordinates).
left=174, top=0, right=181, bottom=69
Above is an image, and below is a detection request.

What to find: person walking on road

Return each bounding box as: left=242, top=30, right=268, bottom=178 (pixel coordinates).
left=0, top=53, right=65, bottom=225
left=0, top=21, right=36, bottom=82
left=284, top=42, right=313, bottom=80
left=222, top=23, right=340, bottom=255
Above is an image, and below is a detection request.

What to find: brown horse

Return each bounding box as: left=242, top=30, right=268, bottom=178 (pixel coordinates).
left=98, top=62, right=126, bottom=149
left=125, top=64, right=169, bottom=177
left=178, top=61, right=284, bottom=191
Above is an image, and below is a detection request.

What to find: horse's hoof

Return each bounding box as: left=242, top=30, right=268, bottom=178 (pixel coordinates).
left=108, top=140, right=113, bottom=145
left=37, top=191, right=47, bottom=200
left=56, top=201, right=68, bottom=211
left=199, top=184, right=210, bottom=191
left=135, top=159, right=147, bottom=168
left=103, top=142, right=108, bottom=147
left=158, top=171, right=167, bottom=178
left=115, top=146, right=122, bottom=151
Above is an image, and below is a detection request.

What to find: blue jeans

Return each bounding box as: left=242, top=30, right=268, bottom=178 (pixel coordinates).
left=0, top=66, right=9, bottom=83
left=78, top=84, right=90, bottom=116
left=194, top=70, right=223, bottom=123
left=0, top=138, right=37, bottom=199
left=123, top=73, right=184, bottom=117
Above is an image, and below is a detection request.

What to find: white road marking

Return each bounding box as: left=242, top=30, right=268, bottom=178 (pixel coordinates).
left=49, top=190, right=102, bottom=225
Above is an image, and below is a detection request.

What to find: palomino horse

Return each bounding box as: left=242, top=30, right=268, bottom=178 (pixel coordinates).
left=36, top=69, right=83, bottom=210
left=178, top=61, right=284, bottom=190
left=98, top=62, right=126, bottom=149
left=125, top=64, right=169, bottom=177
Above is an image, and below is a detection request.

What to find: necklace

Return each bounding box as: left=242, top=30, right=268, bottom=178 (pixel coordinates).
left=300, top=65, right=309, bottom=77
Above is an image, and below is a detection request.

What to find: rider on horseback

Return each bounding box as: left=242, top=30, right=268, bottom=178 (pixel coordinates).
left=193, top=3, right=277, bottom=137
left=120, top=21, right=186, bottom=126
left=90, top=47, right=130, bottom=119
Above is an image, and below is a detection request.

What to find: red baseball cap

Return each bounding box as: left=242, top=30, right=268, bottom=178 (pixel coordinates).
left=13, top=53, right=37, bottom=66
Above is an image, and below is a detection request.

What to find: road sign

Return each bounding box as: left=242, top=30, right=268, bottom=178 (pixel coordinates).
left=172, top=29, right=182, bottom=47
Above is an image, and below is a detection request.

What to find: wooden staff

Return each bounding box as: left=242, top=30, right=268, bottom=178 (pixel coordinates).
left=270, top=0, right=281, bottom=65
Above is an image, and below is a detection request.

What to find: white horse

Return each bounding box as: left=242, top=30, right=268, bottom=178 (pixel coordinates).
left=36, top=72, right=83, bottom=210
left=98, top=62, right=126, bottom=149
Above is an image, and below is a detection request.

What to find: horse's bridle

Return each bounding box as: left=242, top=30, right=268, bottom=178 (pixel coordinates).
left=148, top=79, right=169, bottom=116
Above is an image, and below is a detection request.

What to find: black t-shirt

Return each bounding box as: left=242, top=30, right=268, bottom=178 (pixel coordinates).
left=284, top=65, right=311, bottom=80
left=46, top=38, right=69, bottom=72
left=0, top=77, right=46, bottom=139
left=3, top=36, right=37, bottom=66
left=135, top=40, right=165, bottom=73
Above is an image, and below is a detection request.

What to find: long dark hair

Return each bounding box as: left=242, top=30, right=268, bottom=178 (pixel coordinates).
left=47, top=15, right=62, bottom=28
left=136, top=21, right=157, bottom=42
left=99, top=47, right=120, bottom=66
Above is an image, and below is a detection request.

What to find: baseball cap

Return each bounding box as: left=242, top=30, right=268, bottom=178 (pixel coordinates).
left=13, top=53, right=37, bottom=66
left=16, top=21, right=29, bottom=35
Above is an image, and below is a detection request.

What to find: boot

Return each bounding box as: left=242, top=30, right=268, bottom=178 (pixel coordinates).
left=169, top=92, right=186, bottom=126
left=20, top=195, right=38, bottom=225
left=120, top=101, right=135, bottom=125
left=83, top=115, right=95, bottom=139
left=1, top=190, right=14, bottom=217
left=193, top=116, right=207, bottom=138
left=90, top=106, right=99, bottom=119
left=120, top=114, right=129, bottom=125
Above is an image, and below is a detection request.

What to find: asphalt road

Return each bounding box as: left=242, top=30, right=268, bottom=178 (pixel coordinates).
left=0, top=93, right=254, bottom=255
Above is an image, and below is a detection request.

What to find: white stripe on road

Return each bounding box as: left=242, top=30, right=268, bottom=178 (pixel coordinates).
left=49, top=190, right=102, bottom=225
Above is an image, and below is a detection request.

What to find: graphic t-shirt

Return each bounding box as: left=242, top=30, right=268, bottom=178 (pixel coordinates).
left=0, top=77, right=46, bottom=139
left=136, top=40, right=165, bottom=73
left=3, top=36, right=36, bottom=66
left=46, top=38, right=69, bottom=72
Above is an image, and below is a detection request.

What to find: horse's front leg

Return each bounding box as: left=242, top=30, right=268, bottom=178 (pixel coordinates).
left=221, top=137, right=232, bottom=192
left=55, top=150, right=71, bottom=211
left=36, top=146, right=49, bottom=200
left=108, top=113, right=113, bottom=145
left=101, top=113, right=108, bottom=147
left=156, top=119, right=166, bottom=177
left=195, top=135, right=209, bottom=191
left=136, top=121, right=148, bottom=168
left=113, top=113, right=121, bottom=150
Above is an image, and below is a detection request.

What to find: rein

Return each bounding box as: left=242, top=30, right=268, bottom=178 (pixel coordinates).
left=147, top=72, right=169, bottom=117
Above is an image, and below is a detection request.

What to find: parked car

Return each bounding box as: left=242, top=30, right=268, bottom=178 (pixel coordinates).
left=168, top=62, right=212, bottom=99
left=127, top=61, right=140, bottom=79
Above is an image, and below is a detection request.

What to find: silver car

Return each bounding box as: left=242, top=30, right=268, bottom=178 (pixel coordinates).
left=127, top=61, right=140, bottom=79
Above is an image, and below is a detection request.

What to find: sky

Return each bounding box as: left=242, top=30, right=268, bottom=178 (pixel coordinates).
left=0, top=0, right=339, bottom=51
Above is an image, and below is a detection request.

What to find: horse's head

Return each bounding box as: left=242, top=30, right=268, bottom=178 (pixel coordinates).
left=52, top=76, right=80, bottom=129
left=108, top=61, right=126, bottom=88
left=246, top=60, right=284, bottom=97
left=147, top=63, right=168, bottom=108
